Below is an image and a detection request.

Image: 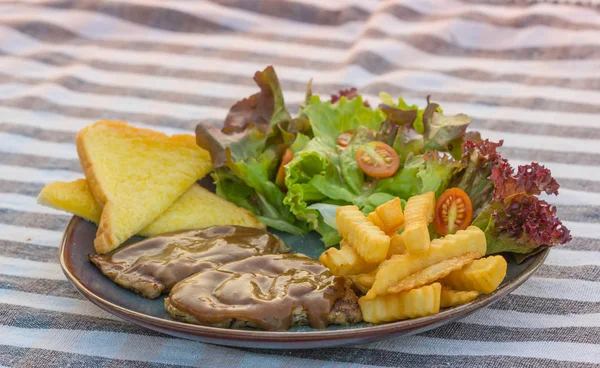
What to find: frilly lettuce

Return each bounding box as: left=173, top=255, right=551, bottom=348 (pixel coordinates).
left=198, top=66, right=570, bottom=258
left=376, top=152, right=459, bottom=200
left=203, top=66, right=309, bottom=234
left=453, top=139, right=571, bottom=260
left=302, top=95, right=385, bottom=146
left=282, top=137, right=352, bottom=242
left=220, top=149, right=306, bottom=235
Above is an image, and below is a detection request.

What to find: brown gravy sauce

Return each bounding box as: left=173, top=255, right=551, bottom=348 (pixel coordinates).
left=93, top=226, right=289, bottom=290
left=166, top=254, right=347, bottom=331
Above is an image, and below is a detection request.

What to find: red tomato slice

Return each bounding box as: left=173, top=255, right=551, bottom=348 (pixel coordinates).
left=434, top=188, right=473, bottom=235
left=337, top=130, right=355, bottom=147
left=337, top=128, right=377, bottom=148
left=275, top=149, right=294, bottom=191
left=355, top=142, right=400, bottom=178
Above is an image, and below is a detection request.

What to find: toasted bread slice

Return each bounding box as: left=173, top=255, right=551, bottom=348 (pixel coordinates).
left=38, top=180, right=265, bottom=236
left=141, top=183, right=265, bottom=234
left=38, top=179, right=102, bottom=223
left=76, top=121, right=212, bottom=253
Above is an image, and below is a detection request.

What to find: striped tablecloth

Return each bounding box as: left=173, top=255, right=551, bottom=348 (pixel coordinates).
left=1, top=0, right=599, bottom=367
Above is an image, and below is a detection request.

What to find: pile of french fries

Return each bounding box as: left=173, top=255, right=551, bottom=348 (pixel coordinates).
left=319, top=192, right=508, bottom=324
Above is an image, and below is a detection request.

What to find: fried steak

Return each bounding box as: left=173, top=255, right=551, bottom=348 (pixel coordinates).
left=164, top=253, right=362, bottom=330
left=90, top=226, right=289, bottom=299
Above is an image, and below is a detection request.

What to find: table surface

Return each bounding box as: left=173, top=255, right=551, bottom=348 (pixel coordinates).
left=1, top=0, right=599, bottom=367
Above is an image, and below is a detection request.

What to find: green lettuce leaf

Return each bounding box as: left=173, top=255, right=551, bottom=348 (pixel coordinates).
left=307, top=203, right=343, bottom=246
left=265, top=116, right=312, bottom=149
left=317, top=220, right=343, bottom=246
left=302, top=95, right=385, bottom=146
left=197, top=124, right=267, bottom=168
left=283, top=137, right=338, bottom=228
left=377, top=94, right=464, bottom=165
left=339, top=126, right=376, bottom=194
left=213, top=168, right=257, bottom=212
left=377, top=103, right=422, bottom=166
left=356, top=192, right=403, bottom=215
left=283, top=136, right=357, bottom=242
left=289, top=133, right=311, bottom=153
left=376, top=152, right=458, bottom=200
left=417, top=152, right=460, bottom=196
left=422, top=99, right=471, bottom=155
left=220, top=149, right=306, bottom=235
left=307, top=203, right=339, bottom=230
left=379, top=92, right=424, bottom=133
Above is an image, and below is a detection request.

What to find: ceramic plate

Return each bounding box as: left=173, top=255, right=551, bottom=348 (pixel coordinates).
left=60, top=216, right=547, bottom=349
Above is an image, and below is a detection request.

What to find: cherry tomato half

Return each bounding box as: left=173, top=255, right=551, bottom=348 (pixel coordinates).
left=275, top=149, right=294, bottom=191
left=434, top=188, right=473, bottom=236
left=355, top=141, right=400, bottom=178
left=337, top=129, right=355, bottom=147
left=337, top=128, right=377, bottom=148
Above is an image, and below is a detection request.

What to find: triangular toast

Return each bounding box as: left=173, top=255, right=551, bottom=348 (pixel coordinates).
left=38, top=180, right=265, bottom=236
left=76, top=121, right=212, bottom=253
left=38, top=179, right=102, bottom=224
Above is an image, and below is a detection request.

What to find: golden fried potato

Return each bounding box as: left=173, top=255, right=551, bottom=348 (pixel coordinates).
left=387, top=233, right=406, bottom=258
left=441, top=255, right=507, bottom=294
left=367, top=211, right=386, bottom=232
left=335, top=206, right=390, bottom=263
left=404, top=192, right=435, bottom=222
left=375, top=197, right=404, bottom=234
left=366, top=226, right=486, bottom=299
left=319, top=241, right=377, bottom=276
left=351, top=222, right=390, bottom=264
left=336, top=205, right=363, bottom=239
left=402, top=221, right=430, bottom=254
left=440, top=287, right=480, bottom=308
left=348, top=269, right=377, bottom=295
left=387, top=252, right=481, bottom=294
left=359, top=283, right=441, bottom=323
left=402, top=192, right=436, bottom=253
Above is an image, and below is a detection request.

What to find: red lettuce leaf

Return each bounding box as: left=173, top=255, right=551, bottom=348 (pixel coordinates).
left=331, top=87, right=370, bottom=107
left=453, top=139, right=505, bottom=213
left=422, top=97, right=471, bottom=153
left=377, top=103, right=421, bottom=164
left=492, top=196, right=571, bottom=248
left=222, top=66, right=290, bottom=134
left=455, top=138, right=570, bottom=258
left=491, top=161, right=560, bottom=201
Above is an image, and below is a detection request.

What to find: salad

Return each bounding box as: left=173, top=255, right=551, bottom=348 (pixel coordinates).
left=196, top=66, right=571, bottom=260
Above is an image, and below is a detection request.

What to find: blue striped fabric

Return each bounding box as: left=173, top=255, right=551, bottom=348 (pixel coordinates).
left=0, top=0, right=599, bottom=367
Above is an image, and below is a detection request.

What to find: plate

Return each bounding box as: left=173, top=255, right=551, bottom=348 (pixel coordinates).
left=60, top=216, right=547, bottom=349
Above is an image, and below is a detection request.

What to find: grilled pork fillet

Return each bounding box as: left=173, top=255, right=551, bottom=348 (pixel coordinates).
left=164, top=254, right=363, bottom=330
left=89, top=226, right=289, bottom=299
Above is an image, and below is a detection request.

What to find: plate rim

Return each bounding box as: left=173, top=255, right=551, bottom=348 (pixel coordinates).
left=60, top=216, right=548, bottom=344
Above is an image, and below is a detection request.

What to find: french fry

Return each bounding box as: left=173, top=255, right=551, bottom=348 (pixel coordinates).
left=367, top=212, right=386, bottom=232
left=353, top=223, right=390, bottom=263
left=336, top=205, right=363, bottom=238
left=386, top=252, right=481, bottom=294
left=348, top=269, right=377, bottom=294
left=441, top=255, right=507, bottom=294
left=402, top=221, right=430, bottom=253
left=366, top=226, right=486, bottom=299
left=336, top=205, right=391, bottom=264
left=404, top=192, right=435, bottom=222
left=359, top=283, right=442, bottom=323
left=375, top=197, right=404, bottom=234
left=440, top=287, right=480, bottom=308
left=387, top=233, right=406, bottom=258
left=402, top=192, right=436, bottom=253
left=319, top=242, right=377, bottom=276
